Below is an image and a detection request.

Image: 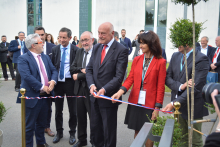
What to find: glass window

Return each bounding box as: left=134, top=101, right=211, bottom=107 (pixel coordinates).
left=27, top=0, right=42, bottom=35
left=157, top=0, right=167, bottom=27
left=145, top=0, right=155, bottom=26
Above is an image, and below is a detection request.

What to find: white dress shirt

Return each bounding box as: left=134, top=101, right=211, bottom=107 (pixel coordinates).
left=201, top=45, right=208, bottom=56
left=43, top=42, right=47, bottom=55
left=17, top=39, right=24, bottom=55
left=82, top=47, right=93, bottom=67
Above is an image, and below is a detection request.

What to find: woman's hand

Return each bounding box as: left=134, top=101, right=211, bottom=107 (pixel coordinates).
left=151, top=107, right=160, bottom=120
left=111, top=89, right=124, bottom=103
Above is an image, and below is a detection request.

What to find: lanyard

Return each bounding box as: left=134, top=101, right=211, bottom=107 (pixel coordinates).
left=142, top=55, right=154, bottom=82
left=180, top=50, right=193, bottom=71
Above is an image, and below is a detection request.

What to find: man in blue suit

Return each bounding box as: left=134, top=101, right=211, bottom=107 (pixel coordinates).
left=120, top=29, right=132, bottom=55
left=34, top=26, right=56, bottom=137
left=17, top=33, right=58, bottom=147
left=8, top=31, right=28, bottom=92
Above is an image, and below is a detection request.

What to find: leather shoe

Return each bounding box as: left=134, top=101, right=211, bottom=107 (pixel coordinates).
left=15, top=88, right=20, bottom=92
left=53, top=133, right=63, bottom=143
left=37, top=143, right=52, bottom=147
left=12, top=78, right=15, bottom=80
left=45, top=128, right=55, bottom=137
left=69, top=135, right=76, bottom=145
left=4, top=78, right=8, bottom=81
left=72, top=141, right=87, bottom=147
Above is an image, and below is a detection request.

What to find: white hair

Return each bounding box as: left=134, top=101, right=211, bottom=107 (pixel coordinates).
left=201, top=36, right=209, bottom=42
left=80, top=31, right=93, bottom=38
left=25, top=33, right=39, bottom=49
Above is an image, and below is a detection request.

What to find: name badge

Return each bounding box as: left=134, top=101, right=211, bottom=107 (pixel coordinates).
left=138, top=90, right=146, bottom=105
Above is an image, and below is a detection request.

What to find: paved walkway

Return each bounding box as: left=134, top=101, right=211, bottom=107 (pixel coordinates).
left=0, top=80, right=218, bottom=147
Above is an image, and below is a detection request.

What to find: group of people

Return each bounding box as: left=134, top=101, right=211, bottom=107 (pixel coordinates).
left=1, top=21, right=220, bottom=147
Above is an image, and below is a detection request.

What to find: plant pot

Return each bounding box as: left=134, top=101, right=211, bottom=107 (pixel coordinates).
left=0, top=129, right=3, bottom=147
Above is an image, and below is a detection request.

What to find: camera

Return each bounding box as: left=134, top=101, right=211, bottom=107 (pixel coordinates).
left=202, top=83, right=220, bottom=109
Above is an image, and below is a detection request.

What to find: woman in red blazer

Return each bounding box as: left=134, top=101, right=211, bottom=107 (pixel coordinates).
left=112, top=30, right=166, bottom=147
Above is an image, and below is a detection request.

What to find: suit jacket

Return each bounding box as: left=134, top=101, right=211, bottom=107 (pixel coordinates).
left=131, top=40, right=139, bottom=59
left=72, top=40, right=79, bottom=45
left=51, top=44, right=78, bottom=78
left=45, top=41, right=56, bottom=60
left=0, top=42, right=9, bottom=62
left=209, top=47, right=220, bottom=80
left=122, top=54, right=166, bottom=108
left=70, top=48, right=90, bottom=95
left=119, top=40, right=128, bottom=48
left=16, top=51, right=58, bottom=108
left=196, top=46, right=215, bottom=66
left=8, top=40, right=28, bottom=63
left=120, top=37, right=132, bottom=55
left=86, top=40, right=128, bottom=107
left=166, top=50, right=209, bottom=119
left=93, top=38, right=98, bottom=45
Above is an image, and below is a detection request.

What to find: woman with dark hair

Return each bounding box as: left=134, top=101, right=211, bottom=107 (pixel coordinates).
left=72, top=36, right=79, bottom=45
left=46, top=33, right=54, bottom=44
left=112, top=30, right=166, bottom=147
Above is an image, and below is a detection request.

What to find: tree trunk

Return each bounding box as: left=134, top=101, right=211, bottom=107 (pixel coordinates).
left=190, top=1, right=196, bottom=146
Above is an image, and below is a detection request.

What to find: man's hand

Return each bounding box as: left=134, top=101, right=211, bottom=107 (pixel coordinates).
left=111, top=89, right=124, bottom=103
left=81, top=68, right=86, bottom=74
left=97, top=88, right=105, bottom=97
left=18, top=45, right=21, bottom=49
left=162, top=103, right=174, bottom=112
left=43, top=86, right=50, bottom=94
left=48, top=81, right=55, bottom=92
left=211, top=63, right=217, bottom=70
left=73, top=74, right=78, bottom=80
left=181, top=79, right=194, bottom=91
left=90, top=85, right=97, bottom=95
left=151, top=107, right=159, bottom=120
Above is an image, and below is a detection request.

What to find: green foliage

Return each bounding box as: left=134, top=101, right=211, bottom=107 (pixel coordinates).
left=172, top=0, right=209, bottom=6
left=147, top=115, right=187, bottom=147
left=0, top=101, right=7, bottom=123
left=169, top=19, right=203, bottom=48
left=204, top=102, right=216, bottom=114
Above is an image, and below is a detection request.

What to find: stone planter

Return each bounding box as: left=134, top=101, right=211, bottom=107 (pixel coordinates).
left=0, top=129, right=3, bottom=147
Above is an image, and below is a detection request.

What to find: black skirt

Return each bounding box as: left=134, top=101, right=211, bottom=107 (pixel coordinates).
left=124, top=104, right=153, bottom=131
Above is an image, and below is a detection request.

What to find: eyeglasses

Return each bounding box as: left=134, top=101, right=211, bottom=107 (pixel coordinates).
left=34, top=41, right=43, bottom=44
left=80, top=38, right=92, bottom=43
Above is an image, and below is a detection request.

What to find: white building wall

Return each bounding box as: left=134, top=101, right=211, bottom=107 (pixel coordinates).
left=0, top=0, right=27, bottom=42
left=42, top=0, right=79, bottom=42
left=95, top=0, right=145, bottom=60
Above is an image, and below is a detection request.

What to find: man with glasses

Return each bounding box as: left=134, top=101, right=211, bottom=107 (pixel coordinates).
left=34, top=26, right=56, bottom=137
left=51, top=27, right=79, bottom=145
left=16, top=33, right=58, bottom=147
left=70, top=31, right=94, bottom=147
left=8, top=31, right=28, bottom=92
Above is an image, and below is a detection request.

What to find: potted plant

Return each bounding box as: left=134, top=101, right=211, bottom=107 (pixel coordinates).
left=0, top=101, right=8, bottom=147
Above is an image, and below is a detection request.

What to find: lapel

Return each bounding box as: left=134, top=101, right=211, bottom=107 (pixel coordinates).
left=70, top=44, right=74, bottom=64
left=57, top=45, right=61, bottom=67
left=99, top=40, right=116, bottom=69
left=144, top=56, right=157, bottom=80
left=79, top=49, right=84, bottom=67
left=27, top=51, right=40, bottom=75
left=45, top=42, right=49, bottom=55
left=207, top=46, right=210, bottom=56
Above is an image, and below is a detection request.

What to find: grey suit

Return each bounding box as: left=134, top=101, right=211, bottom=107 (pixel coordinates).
left=131, top=40, right=139, bottom=59
left=166, top=49, right=209, bottom=120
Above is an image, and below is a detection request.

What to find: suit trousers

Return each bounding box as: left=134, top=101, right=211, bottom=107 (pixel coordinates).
left=77, top=85, right=91, bottom=142
left=45, top=98, right=53, bottom=128
left=1, top=57, right=15, bottom=79
left=90, top=99, right=118, bottom=147
left=179, top=115, right=203, bottom=147
left=54, top=78, right=77, bottom=135
left=25, top=97, right=49, bottom=147
left=15, top=63, right=21, bottom=89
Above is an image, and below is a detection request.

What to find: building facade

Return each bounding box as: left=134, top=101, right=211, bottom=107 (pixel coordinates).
left=0, top=0, right=219, bottom=61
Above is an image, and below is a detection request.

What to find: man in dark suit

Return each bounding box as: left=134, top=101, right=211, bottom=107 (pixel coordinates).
left=70, top=31, right=94, bottom=147
left=162, top=45, right=209, bottom=147
left=210, top=36, right=220, bottom=82
left=8, top=31, right=28, bottom=92
left=0, top=35, right=15, bottom=81
left=120, top=29, right=132, bottom=55
left=131, top=30, right=144, bottom=59
left=196, top=36, right=215, bottom=67
left=51, top=27, right=78, bottom=145
left=114, top=31, right=127, bottom=48
left=17, top=33, right=58, bottom=147
left=86, top=22, right=128, bottom=147
left=34, top=26, right=56, bottom=137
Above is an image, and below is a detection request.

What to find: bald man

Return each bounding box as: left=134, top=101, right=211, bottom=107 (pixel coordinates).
left=86, top=22, right=128, bottom=147
left=210, top=36, right=220, bottom=82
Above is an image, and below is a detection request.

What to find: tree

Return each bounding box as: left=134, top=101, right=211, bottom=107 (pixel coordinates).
left=170, top=0, right=208, bottom=146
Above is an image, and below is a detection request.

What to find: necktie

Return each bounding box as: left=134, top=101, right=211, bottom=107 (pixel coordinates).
left=101, top=45, right=108, bottom=64
left=60, top=48, right=67, bottom=80
left=182, top=55, right=185, bottom=66
left=37, top=55, right=49, bottom=86
left=212, top=47, right=220, bottom=62
left=82, top=51, right=88, bottom=68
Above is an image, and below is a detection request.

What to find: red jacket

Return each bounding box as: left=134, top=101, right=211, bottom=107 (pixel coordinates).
left=123, top=54, right=166, bottom=108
